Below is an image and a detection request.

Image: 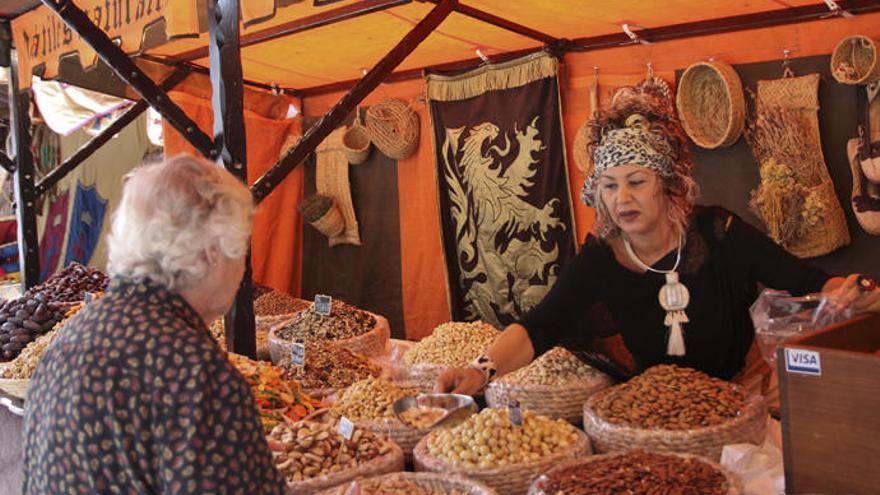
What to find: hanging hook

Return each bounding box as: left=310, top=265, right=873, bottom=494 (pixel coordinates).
left=593, top=65, right=599, bottom=76
left=782, top=49, right=795, bottom=78
left=622, top=24, right=653, bottom=45
left=646, top=61, right=654, bottom=79
left=270, top=83, right=280, bottom=96
left=475, top=48, right=491, bottom=64
left=821, top=0, right=854, bottom=18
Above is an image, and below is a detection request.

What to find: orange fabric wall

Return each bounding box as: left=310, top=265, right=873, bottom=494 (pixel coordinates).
left=162, top=91, right=305, bottom=296
left=303, top=12, right=880, bottom=339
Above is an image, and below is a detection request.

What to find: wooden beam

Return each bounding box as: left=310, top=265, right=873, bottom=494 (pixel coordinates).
left=209, top=0, right=257, bottom=358
left=173, top=0, right=413, bottom=62
left=424, top=0, right=557, bottom=44
left=8, top=48, right=40, bottom=288
left=251, top=0, right=457, bottom=203
left=0, top=152, right=13, bottom=174
left=298, top=0, right=880, bottom=97
left=38, top=0, right=216, bottom=159
left=34, top=69, right=192, bottom=197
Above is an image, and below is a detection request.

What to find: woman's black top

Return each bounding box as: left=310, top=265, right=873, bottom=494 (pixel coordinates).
left=519, top=206, right=831, bottom=380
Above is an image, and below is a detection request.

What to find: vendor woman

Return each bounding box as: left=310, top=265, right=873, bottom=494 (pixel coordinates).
left=438, top=86, right=880, bottom=395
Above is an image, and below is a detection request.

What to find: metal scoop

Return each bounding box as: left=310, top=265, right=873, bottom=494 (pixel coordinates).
left=393, top=393, right=477, bottom=429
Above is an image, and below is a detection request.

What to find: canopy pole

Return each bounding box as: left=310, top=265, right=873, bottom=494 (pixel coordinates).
left=34, top=69, right=193, bottom=198
left=251, top=0, right=458, bottom=203
left=209, top=0, right=256, bottom=357
left=7, top=47, right=40, bottom=289
left=38, top=0, right=216, bottom=160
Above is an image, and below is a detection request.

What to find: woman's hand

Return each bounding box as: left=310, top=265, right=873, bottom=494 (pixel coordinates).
left=434, top=367, right=486, bottom=395
left=823, top=274, right=880, bottom=314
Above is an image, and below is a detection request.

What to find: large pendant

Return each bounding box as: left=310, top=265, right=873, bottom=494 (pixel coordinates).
left=658, top=272, right=689, bottom=356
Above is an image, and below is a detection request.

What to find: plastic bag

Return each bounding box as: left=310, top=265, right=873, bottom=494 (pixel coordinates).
left=749, top=289, right=854, bottom=366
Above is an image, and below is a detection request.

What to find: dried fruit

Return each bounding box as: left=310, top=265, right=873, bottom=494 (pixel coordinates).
left=280, top=340, right=381, bottom=390
left=254, top=291, right=310, bottom=317
left=0, top=301, right=91, bottom=378
left=276, top=299, right=375, bottom=342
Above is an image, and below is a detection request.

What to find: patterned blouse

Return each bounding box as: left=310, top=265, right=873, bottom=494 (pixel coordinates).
left=23, top=277, right=283, bottom=495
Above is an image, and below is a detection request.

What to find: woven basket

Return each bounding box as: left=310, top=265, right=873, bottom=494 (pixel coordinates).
left=284, top=439, right=405, bottom=495
left=308, top=200, right=346, bottom=239
left=317, top=471, right=498, bottom=495
left=355, top=418, right=432, bottom=460
left=414, top=429, right=591, bottom=495
left=676, top=61, right=745, bottom=149
left=486, top=374, right=613, bottom=423
left=267, top=312, right=391, bottom=364
left=847, top=138, right=880, bottom=235
left=582, top=388, right=766, bottom=462
left=0, top=378, right=29, bottom=400
left=342, top=118, right=372, bottom=165
left=572, top=120, right=591, bottom=174
left=365, top=98, right=420, bottom=160
left=527, top=451, right=742, bottom=495
left=831, top=35, right=880, bottom=85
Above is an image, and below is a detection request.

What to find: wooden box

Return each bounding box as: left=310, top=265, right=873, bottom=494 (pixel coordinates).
left=777, top=313, right=880, bottom=495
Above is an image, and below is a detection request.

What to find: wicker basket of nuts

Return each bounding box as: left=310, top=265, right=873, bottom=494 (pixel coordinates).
left=401, top=321, right=499, bottom=389
left=528, top=450, right=743, bottom=495
left=269, top=300, right=390, bottom=360
left=329, top=377, right=430, bottom=457
left=413, top=408, right=591, bottom=495
left=582, top=364, right=766, bottom=461
left=318, top=471, right=498, bottom=495
left=267, top=418, right=404, bottom=495
left=486, top=347, right=613, bottom=423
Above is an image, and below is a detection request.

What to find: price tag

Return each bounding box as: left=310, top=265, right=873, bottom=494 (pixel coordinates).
left=83, top=292, right=95, bottom=304
left=314, top=294, right=332, bottom=316
left=338, top=416, right=354, bottom=440
left=508, top=399, right=522, bottom=427
left=290, top=342, right=305, bottom=367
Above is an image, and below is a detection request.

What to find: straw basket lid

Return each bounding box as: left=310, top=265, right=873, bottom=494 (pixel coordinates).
left=676, top=60, right=745, bottom=149
left=831, top=35, right=880, bottom=85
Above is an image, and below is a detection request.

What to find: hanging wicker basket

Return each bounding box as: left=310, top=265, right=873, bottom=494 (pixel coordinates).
left=831, top=35, right=880, bottom=85
left=676, top=61, right=746, bottom=149
left=304, top=198, right=346, bottom=239
left=365, top=98, right=420, bottom=160
left=343, top=116, right=372, bottom=165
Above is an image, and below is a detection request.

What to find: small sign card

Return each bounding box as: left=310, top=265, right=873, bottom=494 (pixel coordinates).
left=338, top=416, right=354, bottom=440
left=508, top=399, right=522, bottom=427
left=315, top=294, right=332, bottom=316
left=290, top=342, right=305, bottom=367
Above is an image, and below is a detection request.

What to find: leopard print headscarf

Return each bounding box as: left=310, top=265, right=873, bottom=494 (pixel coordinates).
left=580, top=123, right=676, bottom=207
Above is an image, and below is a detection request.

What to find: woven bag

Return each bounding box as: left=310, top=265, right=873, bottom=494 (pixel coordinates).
left=486, top=374, right=613, bottom=423
left=284, top=439, right=405, bottom=495
left=831, top=35, right=880, bottom=85
left=413, top=429, right=591, bottom=495
left=308, top=200, right=346, bottom=239
left=582, top=387, right=767, bottom=462
left=342, top=115, right=372, bottom=165
left=527, top=451, right=743, bottom=495
left=317, top=471, right=498, bottom=495
left=676, top=61, right=745, bottom=149
left=365, top=98, right=420, bottom=160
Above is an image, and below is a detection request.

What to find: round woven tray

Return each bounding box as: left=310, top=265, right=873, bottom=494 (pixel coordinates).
left=526, top=451, right=743, bottom=495
left=486, top=374, right=613, bottom=423
left=284, top=438, right=404, bottom=495
left=676, top=60, right=745, bottom=149
left=0, top=377, right=29, bottom=400
left=831, top=35, right=880, bottom=85
left=267, top=312, right=391, bottom=365
left=317, top=471, right=498, bottom=495
left=582, top=388, right=766, bottom=462
left=365, top=98, right=420, bottom=160
left=413, top=428, right=592, bottom=495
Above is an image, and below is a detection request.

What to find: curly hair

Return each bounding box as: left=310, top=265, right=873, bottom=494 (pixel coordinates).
left=586, top=85, right=699, bottom=239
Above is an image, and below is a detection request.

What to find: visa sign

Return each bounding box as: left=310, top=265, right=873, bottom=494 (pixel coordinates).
left=784, top=348, right=822, bottom=376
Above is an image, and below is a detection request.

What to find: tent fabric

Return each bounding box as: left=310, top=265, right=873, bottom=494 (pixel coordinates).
left=160, top=90, right=305, bottom=296
left=31, top=78, right=130, bottom=136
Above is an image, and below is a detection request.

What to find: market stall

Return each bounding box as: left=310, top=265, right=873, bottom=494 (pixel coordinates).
left=2, top=1, right=880, bottom=494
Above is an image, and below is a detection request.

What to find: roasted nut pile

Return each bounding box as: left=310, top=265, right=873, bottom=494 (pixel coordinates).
left=426, top=408, right=580, bottom=468
left=268, top=420, right=393, bottom=482
left=500, top=347, right=599, bottom=386
left=331, top=377, right=416, bottom=421
left=337, top=477, right=469, bottom=495
left=593, top=364, right=745, bottom=430
left=1, top=301, right=88, bottom=378
left=403, top=321, right=498, bottom=367
left=400, top=407, right=447, bottom=429
left=532, top=451, right=729, bottom=495
left=254, top=290, right=310, bottom=317
left=281, top=340, right=381, bottom=390
left=276, top=299, right=376, bottom=341
left=28, top=262, right=109, bottom=303
left=0, top=293, right=66, bottom=361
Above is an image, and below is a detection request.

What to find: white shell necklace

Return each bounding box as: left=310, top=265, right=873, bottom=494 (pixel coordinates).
left=623, top=235, right=689, bottom=356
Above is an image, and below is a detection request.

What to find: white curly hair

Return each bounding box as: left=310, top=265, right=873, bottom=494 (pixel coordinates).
left=107, top=154, right=254, bottom=292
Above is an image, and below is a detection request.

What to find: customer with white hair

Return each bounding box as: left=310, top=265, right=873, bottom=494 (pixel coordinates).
left=23, top=154, right=283, bottom=494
